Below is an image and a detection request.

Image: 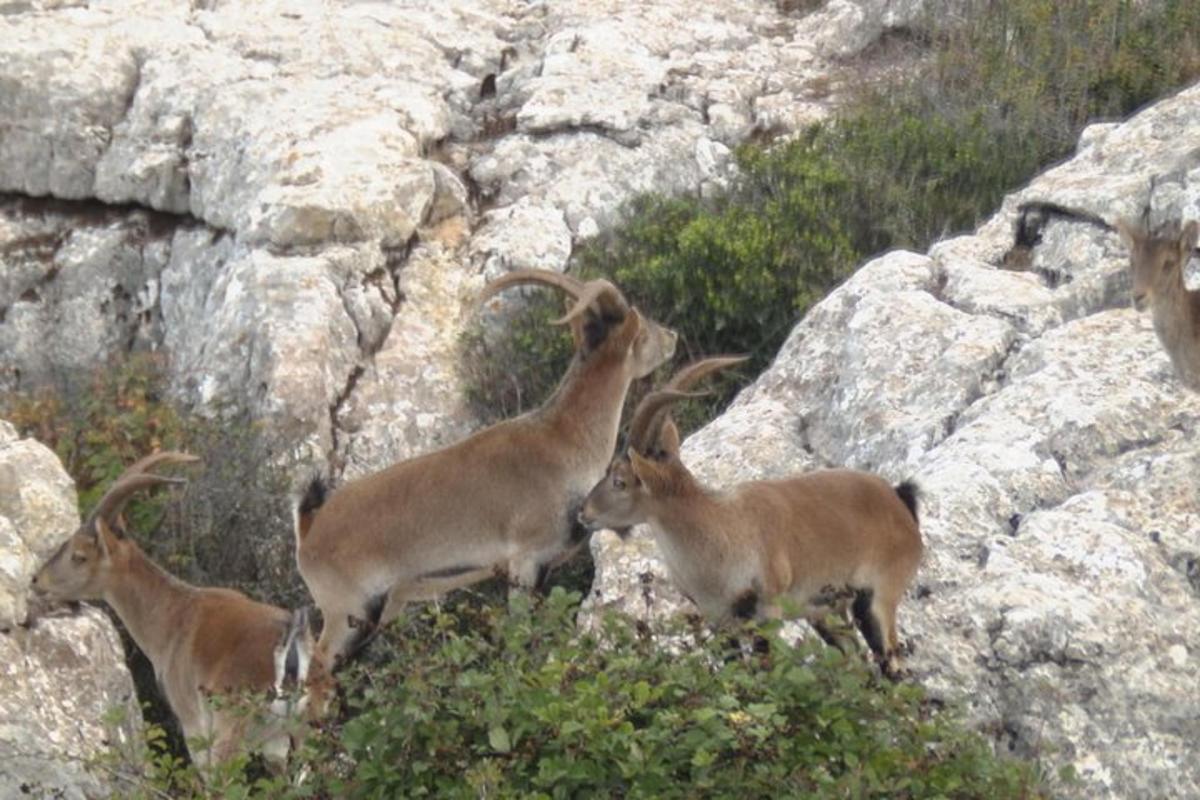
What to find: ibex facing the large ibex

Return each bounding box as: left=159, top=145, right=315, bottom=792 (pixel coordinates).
left=294, top=269, right=677, bottom=668
left=578, top=357, right=923, bottom=677
left=31, top=453, right=332, bottom=769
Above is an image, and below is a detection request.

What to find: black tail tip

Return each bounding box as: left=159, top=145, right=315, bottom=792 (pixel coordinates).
left=894, top=481, right=920, bottom=522
left=298, top=475, right=329, bottom=517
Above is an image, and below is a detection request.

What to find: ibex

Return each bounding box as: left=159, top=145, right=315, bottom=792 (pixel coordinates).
left=30, top=453, right=333, bottom=769
left=577, top=357, right=923, bottom=677
left=294, top=269, right=677, bottom=667
left=1116, top=217, right=1200, bottom=390
left=1010, top=199, right=1200, bottom=389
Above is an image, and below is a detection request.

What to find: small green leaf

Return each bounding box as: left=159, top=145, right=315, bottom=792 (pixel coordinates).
left=488, top=725, right=512, bottom=754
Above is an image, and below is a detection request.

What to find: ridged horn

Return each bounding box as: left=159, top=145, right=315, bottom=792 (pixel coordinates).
left=477, top=269, right=587, bottom=308
left=90, top=452, right=200, bottom=525
left=552, top=279, right=630, bottom=325
left=626, top=356, right=748, bottom=454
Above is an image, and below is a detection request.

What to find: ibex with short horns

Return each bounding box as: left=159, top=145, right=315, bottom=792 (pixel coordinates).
left=31, top=453, right=332, bottom=768
left=294, top=269, right=677, bottom=667
left=578, top=357, right=923, bottom=677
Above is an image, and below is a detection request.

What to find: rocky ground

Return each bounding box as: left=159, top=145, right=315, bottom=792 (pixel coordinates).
left=0, top=421, right=142, bottom=799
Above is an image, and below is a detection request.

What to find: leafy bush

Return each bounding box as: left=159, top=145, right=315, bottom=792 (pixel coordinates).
left=106, top=590, right=1051, bottom=799
left=461, top=293, right=575, bottom=423
left=461, top=0, right=1200, bottom=430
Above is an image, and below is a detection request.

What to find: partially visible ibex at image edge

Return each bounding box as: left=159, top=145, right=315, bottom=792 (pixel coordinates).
left=31, top=453, right=333, bottom=769
left=1012, top=192, right=1200, bottom=390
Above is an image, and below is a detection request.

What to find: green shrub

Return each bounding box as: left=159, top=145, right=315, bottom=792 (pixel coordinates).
left=461, top=0, right=1200, bottom=430
left=461, top=292, right=575, bottom=423
left=2, top=352, right=190, bottom=531
left=109, top=590, right=1051, bottom=798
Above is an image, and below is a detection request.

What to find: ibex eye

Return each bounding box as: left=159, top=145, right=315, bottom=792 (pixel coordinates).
left=71, top=553, right=87, bottom=564
left=613, top=476, right=626, bottom=490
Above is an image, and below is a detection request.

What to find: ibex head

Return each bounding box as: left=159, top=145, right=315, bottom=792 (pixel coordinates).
left=579, top=356, right=746, bottom=534
left=480, top=269, right=677, bottom=378
left=31, top=452, right=199, bottom=602
left=1117, top=218, right=1200, bottom=312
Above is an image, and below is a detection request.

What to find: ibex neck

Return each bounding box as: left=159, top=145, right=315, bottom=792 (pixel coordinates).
left=104, top=544, right=197, bottom=670
left=648, top=484, right=737, bottom=568
left=541, top=354, right=631, bottom=452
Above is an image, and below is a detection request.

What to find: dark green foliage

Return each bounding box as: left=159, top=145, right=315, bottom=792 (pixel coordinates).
left=461, top=0, right=1200, bottom=433
left=461, top=294, right=574, bottom=423
left=109, top=590, right=1050, bottom=799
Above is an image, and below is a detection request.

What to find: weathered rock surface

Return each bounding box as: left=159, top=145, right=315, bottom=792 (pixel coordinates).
left=0, top=421, right=142, bottom=799
left=0, top=0, right=926, bottom=478
left=0, top=420, right=77, bottom=629
left=589, top=83, right=1200, bottom=798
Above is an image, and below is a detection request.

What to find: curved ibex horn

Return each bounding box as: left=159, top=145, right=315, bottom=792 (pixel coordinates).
left=626, top=355, right=748, bottom=453
left=477, top=269, right=587, bottom=307
left=90, top=452, right=200, bottom=525
left=553, top=279, right=630, bottom=326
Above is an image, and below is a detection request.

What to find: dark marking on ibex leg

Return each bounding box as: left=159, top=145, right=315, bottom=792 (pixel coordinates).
left=533, top=562, right=551, bottom=593
left=813, top=583, right=855, bottom=608
left=282, top=633, right=301, bottom=687
left=343, top=593, right=387, bottom=662
left=851, top=589, right=885, bottom=660
left=810, top=619, right=846, bottom=653
left=730, top=589, right=759, bottom=621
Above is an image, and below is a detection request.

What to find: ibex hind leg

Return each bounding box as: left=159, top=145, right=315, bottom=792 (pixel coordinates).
left=851, top=588, right=904, bottom=680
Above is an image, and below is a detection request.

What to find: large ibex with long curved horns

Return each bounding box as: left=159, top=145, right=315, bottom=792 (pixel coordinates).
left=293, top=269, right=677, bottom=667
left=31, top=453, right=333, bottom=769
left=578, top=357, right=923, bottom=678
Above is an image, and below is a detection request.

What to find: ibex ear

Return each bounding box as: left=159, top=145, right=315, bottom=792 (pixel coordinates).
left=1179, top=220, right=1199, bottom=257
left=562, top=296, right=586, bottom=350
left=94, top=518, right=118, bottom=559
left=1115, top=218, right=1144, bottom=248
left=629, top=449, right=663, bottom=491
left=658, top=418, right=681, bottom=458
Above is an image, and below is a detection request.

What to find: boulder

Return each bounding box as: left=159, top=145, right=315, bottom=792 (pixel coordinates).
left=0, top=0, right=918, bottom=480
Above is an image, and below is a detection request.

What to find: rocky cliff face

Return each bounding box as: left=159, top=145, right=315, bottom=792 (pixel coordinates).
left=5, top=1, right=1197, bottom=798
left=589, top=84, right=1200, bottom=798
left=0, top=0, right=931, bottom=477
left=0, top=421, right=142, bottom=799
